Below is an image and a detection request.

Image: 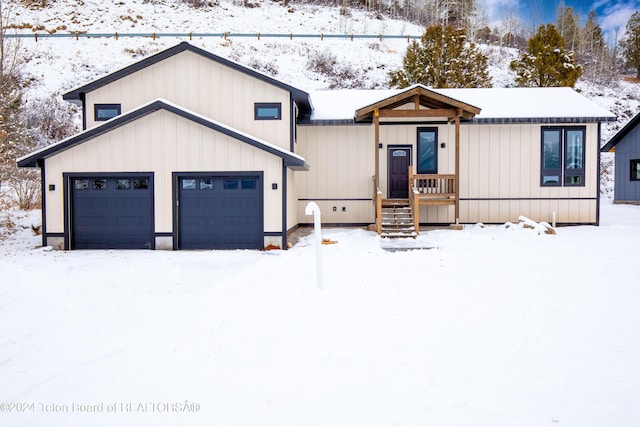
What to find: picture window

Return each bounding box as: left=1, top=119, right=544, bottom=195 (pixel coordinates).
left=541, top=127, right=585, bottom=187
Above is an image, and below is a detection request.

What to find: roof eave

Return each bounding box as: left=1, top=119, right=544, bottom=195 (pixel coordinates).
left=601, top=111, right=640, bottom=152
left=469, top=116, right=617, bottom=125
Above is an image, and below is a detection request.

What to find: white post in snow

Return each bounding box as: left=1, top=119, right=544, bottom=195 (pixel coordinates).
left=305, top=202, right=323, bottom=289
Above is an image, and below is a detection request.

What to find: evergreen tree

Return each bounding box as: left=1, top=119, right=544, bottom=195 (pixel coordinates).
left=388, top=24, right=492, bottom=89
left=555, top=2, right=579, bottom=52
left=620, top=11, right=640, bottom=79
left=509, top=24, right=582, bottom=87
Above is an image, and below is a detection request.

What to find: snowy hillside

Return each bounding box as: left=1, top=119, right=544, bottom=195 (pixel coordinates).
left=4, top=0, right=640, bottom=193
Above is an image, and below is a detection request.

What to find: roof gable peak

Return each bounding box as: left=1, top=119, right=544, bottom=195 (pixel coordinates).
left=355, top=85, right=481, bottom=122
left=62, top=42, right=312, bottom=115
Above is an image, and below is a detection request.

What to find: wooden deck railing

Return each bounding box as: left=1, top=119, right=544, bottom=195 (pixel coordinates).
left=408, top=167, right=456, bottom=205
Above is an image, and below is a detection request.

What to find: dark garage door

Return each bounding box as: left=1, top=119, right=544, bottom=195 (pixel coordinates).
left=71, top=175, right=153, bottom=249
left=177, top=174, right=263, bottom=250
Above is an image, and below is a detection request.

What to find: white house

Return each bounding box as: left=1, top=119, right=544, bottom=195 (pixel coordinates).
left=18, top=42, right=616, bottom=250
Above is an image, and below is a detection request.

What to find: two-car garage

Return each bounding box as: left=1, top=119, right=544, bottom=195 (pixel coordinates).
left=69, top=173, right=263, bottom=250
left=19, top=101, right=310, bottom=251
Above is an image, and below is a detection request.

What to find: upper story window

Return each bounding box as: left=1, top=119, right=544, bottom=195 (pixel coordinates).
left=94, top=104, right=121, bottom=122
left=541, top=127, right=585, bottom=187
left=255, top=103, right=281, bottom=120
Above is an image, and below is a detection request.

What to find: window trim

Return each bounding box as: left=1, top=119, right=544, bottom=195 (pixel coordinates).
left=94, top=104, right=122, bottom=122
left=417, top=127, right=438, bottom=174
left=254, top=102, right=282, bottom=120
left=540, top=126, right=586, bottom=187
left=631, top=159, right=640, bottom=182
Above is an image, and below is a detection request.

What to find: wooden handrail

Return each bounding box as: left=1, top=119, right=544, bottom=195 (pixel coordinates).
left=409, top=167, right=456, bottom=198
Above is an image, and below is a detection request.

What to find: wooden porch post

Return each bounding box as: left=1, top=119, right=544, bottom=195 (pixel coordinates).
left=374, top=108, right=380, bottom=190
left=454, top=113, right=460, bottom=222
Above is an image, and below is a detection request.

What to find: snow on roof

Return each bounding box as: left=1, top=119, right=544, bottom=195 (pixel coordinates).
left=309, top=87, right=616, bottom=122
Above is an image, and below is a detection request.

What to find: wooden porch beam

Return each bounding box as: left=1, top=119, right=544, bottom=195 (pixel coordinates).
left=378, top=108, right=457, bottom=118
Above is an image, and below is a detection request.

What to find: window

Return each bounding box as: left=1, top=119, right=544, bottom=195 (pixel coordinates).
left=541, top=127, right=585, bottom=187
left=254, top=103, right=281, bottom=120
left=94, top=104, right=121, bottom=121
left=223, top=178, right=239, bottom=190
left=116, top=179, right=131, bottom=190
left=181, top=179, right=197, bottom=190
left=241, top=178, right=257, bottom=189
left=133, top=178, right=149, bottom=190
left=631, top=160, right=640, bottom=181
left=417, top=128, right=438, bottom=174
left=200, top=179, right=214, bottom=190
left=74, top=179, right=89, bottom=190
left=92, top=179, right=107, bottom=190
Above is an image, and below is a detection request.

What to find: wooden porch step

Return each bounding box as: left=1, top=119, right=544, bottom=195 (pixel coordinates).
left=380, top=200, right=416, bottom=238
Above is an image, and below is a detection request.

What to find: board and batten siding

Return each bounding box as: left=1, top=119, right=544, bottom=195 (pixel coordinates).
left=44, top=110, right=284, bottom=237
left=613, top=124, right=640, bottom=203
left=295, top=125, right=375, bottom=224
left=85, top=50, right=292, bottom=151
left=459, top=123, right=599, bottom=224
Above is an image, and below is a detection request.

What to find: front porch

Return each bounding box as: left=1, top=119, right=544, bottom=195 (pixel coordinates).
left=355, top=86, right=480, bottom=237
left=375, top=169, right=457, bottom=237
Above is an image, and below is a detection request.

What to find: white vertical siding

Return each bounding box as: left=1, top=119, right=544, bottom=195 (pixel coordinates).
left=459, top=123, right=599, bottom=224
left=296, top=125, right=374, bottom=224
left=85, top=51, right=292, bottom=151
left=44, top=110, right=284, bottom=235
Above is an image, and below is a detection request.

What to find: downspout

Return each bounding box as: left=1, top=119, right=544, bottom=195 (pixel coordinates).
left=283, top=94, right=296, bottom=249
left=38, top=160, right=46, bottom=247
left=282, top=162, right=288, bottom=249
left=81, top=93, right=87, bottom=130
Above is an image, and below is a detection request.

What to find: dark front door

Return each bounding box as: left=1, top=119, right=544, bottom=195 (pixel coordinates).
left=388, top=147, right=411, bottom=199
left=177, top=174, right=263, bottom=250
left=71, top=175, right=153, bottom=249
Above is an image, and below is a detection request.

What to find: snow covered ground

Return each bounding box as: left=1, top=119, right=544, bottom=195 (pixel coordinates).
left=2, top=1, right=640, bottom=425
left=1, top=199, right=639, bottom=427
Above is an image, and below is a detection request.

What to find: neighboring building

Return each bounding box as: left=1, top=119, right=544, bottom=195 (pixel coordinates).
left=18, top=42, right=616, bottom=250
left=601, top=111, right=640, bottom=205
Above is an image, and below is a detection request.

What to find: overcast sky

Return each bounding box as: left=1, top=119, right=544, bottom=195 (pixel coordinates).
left=481, top=0, right=639, bottom=42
